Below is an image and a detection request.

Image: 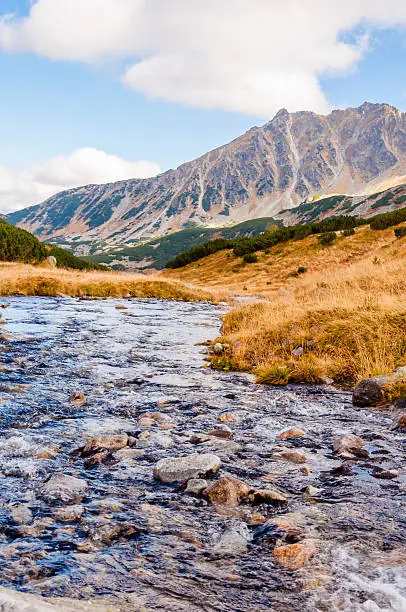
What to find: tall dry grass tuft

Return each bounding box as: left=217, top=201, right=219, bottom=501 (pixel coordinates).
left=0, top=263, right=215, bottom=302
left=214, top=257, right=406, bottom=386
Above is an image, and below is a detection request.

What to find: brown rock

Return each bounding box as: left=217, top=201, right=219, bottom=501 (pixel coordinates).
left=353, top=367, right=406, bottom=407
left=204, top=476, right=250, bottom=506
left=248, top=489, right=288, bottom=506
left=333, top=434, right=367, bottom=458
left=69, top=392, right=86, bottom=406
left=391, top=413, right=406, bottom=431
left=278, top=450, right=307, bottom=464
left=53, top=505, right=84, bottom=523
left=277, top=427, right=305, bottom=439
left=81, top=434, right=129, bottom=457
left=273, top=540, right=318, bottom=570
left=208, top=429, right=234, bottom=439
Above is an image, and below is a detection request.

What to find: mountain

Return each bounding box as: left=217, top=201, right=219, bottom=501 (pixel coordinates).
left=7, top=102, right=406, bottom=254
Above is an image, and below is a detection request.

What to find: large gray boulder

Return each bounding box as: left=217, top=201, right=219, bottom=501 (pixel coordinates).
left=154, top=453, right=221, bottom=483
left=42, top=474, right=89, bottom=504
left=353, top=367, right=406, bottom=407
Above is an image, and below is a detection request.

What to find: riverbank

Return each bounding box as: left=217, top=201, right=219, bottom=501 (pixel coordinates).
left=211, top=256, right=406, bottom=386
left=0, top=263, right=214, bottom=302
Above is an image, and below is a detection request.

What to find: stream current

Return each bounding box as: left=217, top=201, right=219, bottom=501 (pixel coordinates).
left=0, top=297, right=405, bottom=611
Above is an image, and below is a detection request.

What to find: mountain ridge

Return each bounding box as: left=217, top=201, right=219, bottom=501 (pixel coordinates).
left=6, top=102, right=406, bottom=253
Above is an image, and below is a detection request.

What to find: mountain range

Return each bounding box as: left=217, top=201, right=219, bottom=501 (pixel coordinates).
left=6, top=102, right=406, bottom=258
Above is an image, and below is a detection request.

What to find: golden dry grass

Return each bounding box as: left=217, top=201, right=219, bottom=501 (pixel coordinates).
left=0, top=262, right=214, bottom=302
left=212, top=254, right=406, bottom=386
left=165, top=224, right=406, bottom=386
left=164, top=224, right=405, bottom=295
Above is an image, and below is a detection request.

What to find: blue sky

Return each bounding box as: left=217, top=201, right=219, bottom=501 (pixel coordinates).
left=0, top=0, right=406, bottom=212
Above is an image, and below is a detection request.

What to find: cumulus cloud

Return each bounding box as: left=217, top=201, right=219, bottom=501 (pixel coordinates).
left=0, top=148, right=161, bottom=213
left=1, top=1, right=406, bottom=117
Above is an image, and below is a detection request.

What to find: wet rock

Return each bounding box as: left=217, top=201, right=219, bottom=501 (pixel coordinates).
left=353, top=368, right=406, bottom=407
left=189, top=433, right=211, bottom=444
left=391, top=412, right=406, bottom=431
left=303, top=486, right=323, bottom=497
left=301, top=465, right=312, bottom=475
left=84, top=518, right=138, bottom=543
left=53, top=505, right=84, bottom=523
left=114, top=448, right=145, bottom=461
left=277, top=427, right=306, bottom=440
left=218, top=413, right=238, bottom=425
left=277, top=450, right=307, bottom=464
left=69, top=391, right=86, bottom=406
left=333, top=434, right=367, bottom=458
left=153, top=453, right=221, bottom=483
left=137, top=412, right=176, bottom=430
left=213, top=525, right=250, bottom=556
left=248, top=489, right=288, bottom=506
left=273, top=540, right=318, bottom=570
left=208, top=428, right=234, bottom=439
left=213, top=343, right=224, bottom=355
left=81, top=434, right=129, bottom=456
left=185, top=479, right=208, bottom=495
left=84, top=450, right=115, bottom=469
left=147, top=433, right=174, bottom=449
left=115, top=304, right=127, bottom=310
left=371, top=466, right=397, bottom=480
left=9, top=503, right=33, bottom=525
left=42, top=474, right=89, bottom=504
left=203, top=476, right=250, bottom=506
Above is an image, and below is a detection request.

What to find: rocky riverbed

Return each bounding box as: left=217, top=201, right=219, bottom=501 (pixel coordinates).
left=0, top=297, right=405, bottom=611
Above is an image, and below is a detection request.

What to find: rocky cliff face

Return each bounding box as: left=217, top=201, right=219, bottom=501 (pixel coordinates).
left=7, top=102, right=406, bottom=250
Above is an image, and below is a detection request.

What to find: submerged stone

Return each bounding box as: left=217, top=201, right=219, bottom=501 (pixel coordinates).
left=42, top=474, right=89, bottom=504
left=153, top=453, right=221, bottom=483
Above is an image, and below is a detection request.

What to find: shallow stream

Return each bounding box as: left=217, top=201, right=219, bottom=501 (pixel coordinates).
left=0, top=297, right=405, bottom=611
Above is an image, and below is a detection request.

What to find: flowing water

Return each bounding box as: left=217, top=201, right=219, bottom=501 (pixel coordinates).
left=0, top=297, right=405, bottom=611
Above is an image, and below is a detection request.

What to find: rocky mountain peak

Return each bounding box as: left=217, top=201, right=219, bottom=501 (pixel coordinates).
left=7, top=102, right=406, bottom=252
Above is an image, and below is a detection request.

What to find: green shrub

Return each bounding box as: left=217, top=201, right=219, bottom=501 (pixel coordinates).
left=370, top=207, right=406, bottom=230
left=394, top=227, right=406, bottom=239
left=343, top=228, right=356, bottom=237
left=243, top=253, right=258, bottom=264
left=297, top=266, right=307, bottom=274
left=318, top=232, right=337, bottom=246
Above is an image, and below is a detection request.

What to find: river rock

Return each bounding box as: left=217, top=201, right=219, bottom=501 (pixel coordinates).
left=391, top=412, right=406, bottom=431
left=0, top=587, right=115, bottom=612
left=278, top=450, right=307, bottom=464
left=153, top=453, right=221, bottom=483
left=81, top=434, right=129, bottom=456
left=277, top=427, right=305, bottom=439
left=333, top=434, right=367, bottom=458
left=248, top=489, right=288, bottom=506
left=53, top=505, right=84, bottom=523
left=147, top=433, right=174, bottom=449
left=353, top=367, right=406, bottom=407
left=9, top=503, right=33, bottom=525
left=42, top=474, right=89, bottom=504
left=69, top=391, right=86, bottom=406
left=273, top=540, right=318, bottom=570
left=213, top=343, right=224, bottom=355
left=213, top=525, right=250, bottom=556
left=203, top=476, right=250, bottom=506
left=185, top=479, right=208, bottom=495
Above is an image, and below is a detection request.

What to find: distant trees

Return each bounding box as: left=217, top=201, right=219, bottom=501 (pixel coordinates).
left=0, top=219, right=47, bottom=262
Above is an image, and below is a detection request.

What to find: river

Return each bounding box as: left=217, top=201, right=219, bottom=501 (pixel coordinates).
left=0, top=297, right=405, bottom=611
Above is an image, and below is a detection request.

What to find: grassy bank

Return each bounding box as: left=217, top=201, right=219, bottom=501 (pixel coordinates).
left=0, top=263, right=213, bottom=302
left=212, top=256, right=406, bottom=386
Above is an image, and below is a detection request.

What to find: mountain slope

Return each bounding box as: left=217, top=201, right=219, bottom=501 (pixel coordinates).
left=7, top=102, right=406, bottom=251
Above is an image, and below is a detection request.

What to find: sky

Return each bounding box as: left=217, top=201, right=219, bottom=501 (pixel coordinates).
left=0, top=0, right=406, bottom=213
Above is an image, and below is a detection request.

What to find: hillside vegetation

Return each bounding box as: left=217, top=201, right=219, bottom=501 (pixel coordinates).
left=85, top=217, right=279, bottom=270
left=0, top=216, right=105, bottom=270
left=166, top=217, right=406, bottom=386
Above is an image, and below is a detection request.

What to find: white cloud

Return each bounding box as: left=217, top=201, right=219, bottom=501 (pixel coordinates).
left=0, top=148, right=161, bottom=213
left=1, top=1, right=406, bottom=117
